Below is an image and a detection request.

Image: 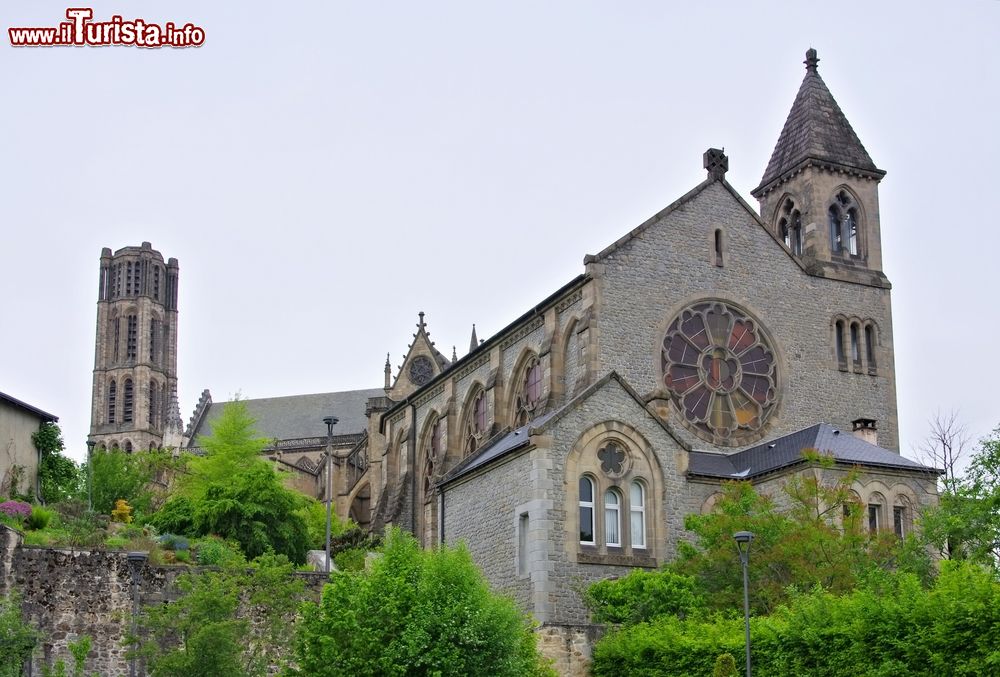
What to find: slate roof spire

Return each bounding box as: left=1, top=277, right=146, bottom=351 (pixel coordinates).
left=752, top=48, right=885, bottom=197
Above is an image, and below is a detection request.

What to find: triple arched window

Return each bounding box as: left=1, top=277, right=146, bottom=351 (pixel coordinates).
left=833, top=317, right=878, bottom=374
left=829, top=190, right=860, bottom=257
left=578, top=472, right=648, bottom=551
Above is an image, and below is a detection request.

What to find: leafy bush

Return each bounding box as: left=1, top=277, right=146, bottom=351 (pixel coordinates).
left=193, top=537, right=246, bottom=567
left=585, top=568, right=702, bottom=625
left=26, top=505, right=54, bottom=531
left=148, top=496, right=195, bottom=535
left=291, top=528, right=554, bottom=677
left=0, top=590, right=38, bottom=677
left=111, top=499, right=133, bottom=523
left=158, top=534, right=190, bottom=552
left=591, top=562, right=1000, bottom=677
left=33, top=422, right=82, bottom=504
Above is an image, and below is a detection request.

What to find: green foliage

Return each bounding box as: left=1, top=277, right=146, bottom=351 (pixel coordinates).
left=134, top=555, right=305, bottom=677
left=290, top=528, right=553, bottom=677
left=148, top=495, right=195, bottom=535
left=591, top=562, right=1000, bottom=677
left=584, top=568, right=702, bottom=625
left=41, top=635, right=96, bottom=677
left=0, top=590, right=38, bottom=677
left=34, top=423, right=82, bottom=505
left=296, top=499, right=351, bottom=550
left=88, top=449, right=161, bottom=515
left=712, top=653, right=738, bottom=677
left=329, top=527, right=382, bottom=572
left=192, top=536, right=246, bottom=567
left=672, top=456, right=928, bottom=614
left=182, top=401, right=270, bottom=500
left=26, top=505, right=54, bottom=530
left=192, top=463, right=310, bottom=564
left=922, top=426, right=1000, bottom=566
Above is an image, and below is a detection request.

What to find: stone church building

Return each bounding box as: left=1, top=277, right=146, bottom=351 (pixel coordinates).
left=89, top=50, right=939, bottom=634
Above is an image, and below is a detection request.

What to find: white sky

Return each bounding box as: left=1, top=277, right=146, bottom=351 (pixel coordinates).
left=2, top=1, right=997, bottom=463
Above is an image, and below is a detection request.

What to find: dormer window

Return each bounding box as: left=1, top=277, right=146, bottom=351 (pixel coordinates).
left=778, top=198, right=803, bottom=255
left=829, top=190, right=860, bottom=257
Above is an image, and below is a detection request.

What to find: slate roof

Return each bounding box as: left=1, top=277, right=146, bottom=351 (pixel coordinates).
left=688, top=423, right=939, bottom=480
left=190, top=388, right=384, bottom=442
left=0, top=391, right=58, bottom=422
left=753, top=49, right=884, bottom=196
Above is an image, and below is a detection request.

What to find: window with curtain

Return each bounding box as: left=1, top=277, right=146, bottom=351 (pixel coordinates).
left=630, top=481, right=646, bottom=549
left=605, top=489, right=621, bottom=547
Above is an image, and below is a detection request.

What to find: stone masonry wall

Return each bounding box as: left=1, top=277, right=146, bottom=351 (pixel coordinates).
left=594, top=180, right=900, bottom=451
left=0, top=527, right=325, bottom=677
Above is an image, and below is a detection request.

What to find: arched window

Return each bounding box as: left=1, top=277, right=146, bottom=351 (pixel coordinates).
left=123, top=379, right=134, bottom=423
left=835, top=320, right=846, bottom=368
left=630, top=481, right=646, bottom=549
left=149, top=319, right=158, bottom=364
left=112, top=317, right=121, bottom=363
left=108, top=379, right=117, bottom=424
left=778, top=198, right=803, bottom=255
left=867, top=493, right=885, bottom=533
left=829, top=190, right=860, bottom=256
left=430, top=417, right=443, bottom=460
left=865, top=324, right=877, bottom=373
left=124, top=440, right=133, bottom=454
left=126, top=314, right=138, bottom=361
left=148, top=380, right=158, bottom=427
left=579, top=476, right=595, bottom=544
left=514, top=356, right=544, bottom=426
left=850, top=322, right=861, bottom=367
left=464, top=389, right=488, bottom=455
left=604, top=489, right=622, bottom=547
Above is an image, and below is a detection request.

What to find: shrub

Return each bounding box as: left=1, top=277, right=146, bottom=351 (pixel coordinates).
left=26, top=505, right=54, bottom=531
left=584, top=568, right=702, bottom=624
left=111, top=499, right=133, bottom=524
left=193, top=537, right=246, bottom=567
left=291, top=528, right=554, bottom=677
left=159, top=534, right=190, bottom=552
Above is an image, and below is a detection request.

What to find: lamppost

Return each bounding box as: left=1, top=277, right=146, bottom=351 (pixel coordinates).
left=322, top=416, right=339, bottom=574
left=126, top=551, right=148, bottom=677
left=733, top=531, right=754, bottom=677
left=86, top=440, right=96, bottom=513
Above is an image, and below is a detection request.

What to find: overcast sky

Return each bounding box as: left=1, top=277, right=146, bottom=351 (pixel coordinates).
left=2, top=1, right=997, bottom=463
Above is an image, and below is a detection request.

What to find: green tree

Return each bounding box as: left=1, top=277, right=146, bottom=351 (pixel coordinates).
left=0, top=590, right=38, bottom=677
left=87, top=448, right=164, bottom=515
left=154, top=402, right=311, bottom=563
left=290, top=528, right=554, bottom=677
left=671, top=452, right=928, bottom=614
left=32, top=422, right=81, bottom=504
left=923, top=425, right=1000, bottom=565
left=134, top=555, right=304, bottom=677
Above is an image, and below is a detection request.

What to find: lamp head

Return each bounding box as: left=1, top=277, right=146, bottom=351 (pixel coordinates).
left=86, top=440, right=96, bottom=451
left=322, top=416, right=339, bottom=426
left=733, top=531, right=754, bottom=553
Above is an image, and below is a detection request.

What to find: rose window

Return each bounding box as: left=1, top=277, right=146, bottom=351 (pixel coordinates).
left=661, top=301, right=777, bottom=443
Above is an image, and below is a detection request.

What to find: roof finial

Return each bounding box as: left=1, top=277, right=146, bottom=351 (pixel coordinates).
left=703, top=148, right=728, bottom=181
left=451, top=345, right=457, bottom=362
left=418, top=311, right=426, bottom=331
left=805, top=48, right=819, bottom=73
left=469, top=324, right=478, bottom=353
left=384, top=352, right=392, bottom=390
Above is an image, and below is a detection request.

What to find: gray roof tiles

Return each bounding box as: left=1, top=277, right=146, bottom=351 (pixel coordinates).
left=755, top=50, right=883, bottom=194
left=190, top=388, right=385, bottom=442
left=688, top=423, right=937, bottom=480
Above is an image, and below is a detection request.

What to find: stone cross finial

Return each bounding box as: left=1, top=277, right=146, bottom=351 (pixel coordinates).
left=704, top=148, right=728, bottom=181
left=805, top=48, right=819, bottom=73
left=418, top=311, right=426, bottom=331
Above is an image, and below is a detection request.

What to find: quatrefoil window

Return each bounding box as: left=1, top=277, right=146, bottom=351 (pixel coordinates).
left=597, top=442, right=627, bottom=476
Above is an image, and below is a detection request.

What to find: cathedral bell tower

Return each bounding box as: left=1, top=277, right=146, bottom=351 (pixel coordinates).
left=88, top=242, right=181, bottom=452
left=752, top=49, right=888, bottom=288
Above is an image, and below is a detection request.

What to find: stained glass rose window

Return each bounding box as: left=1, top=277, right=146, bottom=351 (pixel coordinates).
left=661, top=301, right=777, bottom=443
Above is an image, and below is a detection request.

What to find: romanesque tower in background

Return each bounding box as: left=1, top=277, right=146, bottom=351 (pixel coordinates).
left=88, top=242, right=183, bottom=451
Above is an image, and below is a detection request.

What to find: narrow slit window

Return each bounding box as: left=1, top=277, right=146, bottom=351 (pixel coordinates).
left=108, top=380, right=117, bottom=424
left=850, top=323, right=861, bottom=365
left=865, top=325, right=876, bottom=371
left=518, top=513, right=529, bottom=575
left=714, top=229, right=724, bottom=267
left=835, top=321, right=846, bottom=366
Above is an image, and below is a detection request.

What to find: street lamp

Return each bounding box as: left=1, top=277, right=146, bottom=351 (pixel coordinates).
left=322, top=416, right=339, bottom=574
left=86, top=440, right=96, bottom=513
left=733, top=531, right=754, bottom=677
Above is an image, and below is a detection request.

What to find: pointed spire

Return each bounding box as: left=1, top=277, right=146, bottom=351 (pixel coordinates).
left=451, top=346, right=457, bottom=362
left=753, top=48, right=884, bottom=196
left=469, top=324, right=478, bottom=353
left=384, top=352, right=392, bottom=390
left=165, top=386, right=183, bottom=432
left=417, top=311, right=426, bottom=332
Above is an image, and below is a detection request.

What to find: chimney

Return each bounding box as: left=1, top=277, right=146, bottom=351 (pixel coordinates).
left=851, top=418, right=878, bottom=446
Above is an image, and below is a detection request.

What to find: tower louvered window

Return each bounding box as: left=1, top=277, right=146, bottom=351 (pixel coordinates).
left=108, top=380, right=117, bottom=424
left=123, top=379, right=134, bottom=423
left=829, top=191, right=860, bottom=257
left=126, top=315, right=137, bottom=361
